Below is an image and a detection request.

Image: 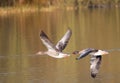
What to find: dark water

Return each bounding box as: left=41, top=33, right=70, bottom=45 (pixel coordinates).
left=0, top=8, right=120, bottom=83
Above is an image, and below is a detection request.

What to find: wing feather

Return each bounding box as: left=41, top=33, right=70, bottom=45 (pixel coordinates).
left=56, top=28, right=72, bottom=51
left=76, top=48, right=97, bottom=60
left=40, top=31, right=56, bottom=51
left=90, top=55, right=102, bottom=78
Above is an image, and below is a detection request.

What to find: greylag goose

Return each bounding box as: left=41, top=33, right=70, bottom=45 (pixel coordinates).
left=73, top=48, right=109, bottom=78
left=37, top=29, right=72, bottom=58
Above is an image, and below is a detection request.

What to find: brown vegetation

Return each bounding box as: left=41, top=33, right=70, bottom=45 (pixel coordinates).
left=0, top=0, right=120, bottom=8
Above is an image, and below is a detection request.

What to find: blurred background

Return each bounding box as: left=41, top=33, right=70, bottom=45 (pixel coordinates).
left=0, top=0, right=120, bottom=8
left=0, top=1, right=120, bottom=83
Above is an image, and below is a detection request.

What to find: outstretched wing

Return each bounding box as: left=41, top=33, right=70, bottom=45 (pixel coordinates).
left=40, top=31, right=56, bottom=51
left=56, top=28, right=72, bottom=52
left=76, top=48, right=97, bottom=60
left=90, top=55, right=102, bottom=78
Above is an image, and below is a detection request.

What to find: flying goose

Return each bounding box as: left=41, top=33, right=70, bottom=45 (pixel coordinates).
left=73, top=48, right=109, bottom=78
left=37, top=29, right=72, bottom=58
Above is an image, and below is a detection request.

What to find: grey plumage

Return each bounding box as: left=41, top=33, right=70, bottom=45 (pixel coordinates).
left=40, top=31, right=56, bottom=51
left=73, top=48, right=108, bottom=78
left=90, top=55, right=102, bottom=78
left=75, top=48, right=98, bottom=60
left=37, top=28, right=72, bottom=58
left=56, top=28, right=72, bottom=51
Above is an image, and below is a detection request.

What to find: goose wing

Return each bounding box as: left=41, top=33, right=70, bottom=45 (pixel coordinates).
left=90, top=55, right=102, bottom=78
left=40, top=31, right=56, bottom=51
left=76, top=48, right=97, bottom=60
left=56, top=28, right=72, bottom=52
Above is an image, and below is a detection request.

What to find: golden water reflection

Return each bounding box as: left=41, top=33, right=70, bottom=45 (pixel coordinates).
left=0, top=8, right=120, bottom=83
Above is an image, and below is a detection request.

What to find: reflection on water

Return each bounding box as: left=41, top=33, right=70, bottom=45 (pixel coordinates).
left=0, top=8, right=120, bottom=83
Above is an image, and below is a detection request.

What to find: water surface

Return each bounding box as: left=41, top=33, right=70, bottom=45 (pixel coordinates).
left=0, top=8, right=120, bottom=83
